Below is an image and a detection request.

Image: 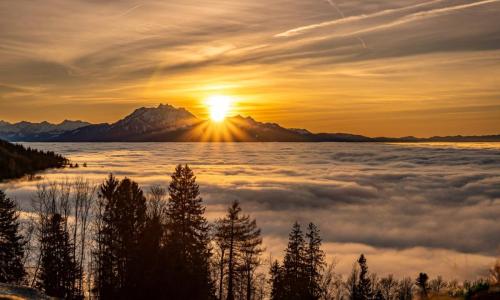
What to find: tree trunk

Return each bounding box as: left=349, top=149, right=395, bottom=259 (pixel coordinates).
left=219, top=248, right=225, bottom=300
left=246, top=268, right=252, bottom=300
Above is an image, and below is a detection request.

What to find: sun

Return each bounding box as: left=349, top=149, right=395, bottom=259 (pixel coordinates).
left=206, top=95, right=232, bottom=122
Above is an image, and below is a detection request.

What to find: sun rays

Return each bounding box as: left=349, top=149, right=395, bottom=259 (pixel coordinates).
left=178, top=117, right=253, bottom=142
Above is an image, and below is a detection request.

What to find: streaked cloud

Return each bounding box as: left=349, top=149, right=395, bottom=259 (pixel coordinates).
left=0, top=0, right=499, bottom=136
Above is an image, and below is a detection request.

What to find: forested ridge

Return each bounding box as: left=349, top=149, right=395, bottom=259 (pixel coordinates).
left=0, top=165, right=499, bottom=300
left=0, top=139, right=68, bottom=181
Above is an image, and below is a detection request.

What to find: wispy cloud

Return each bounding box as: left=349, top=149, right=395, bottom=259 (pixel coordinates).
left=275, top=0, right=447, bottom=37
left=0, top=0, right=499, bottom=135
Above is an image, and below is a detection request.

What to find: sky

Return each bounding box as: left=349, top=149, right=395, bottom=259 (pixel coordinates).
left=1, top=0, right=500, bottom=137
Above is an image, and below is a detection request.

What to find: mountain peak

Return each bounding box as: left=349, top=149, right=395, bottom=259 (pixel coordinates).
left=111, top=103, right=198, bottom=134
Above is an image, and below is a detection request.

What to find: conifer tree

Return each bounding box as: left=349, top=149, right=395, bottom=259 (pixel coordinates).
left=38, top=213, right=80, bottom=299
left=282, top=222, right=308, bottom=300
left=305, top=222, right=325, bottom=299
left=137, top=185, right=168, bottom=298
left=93, top=175, right=147, bottom=299
left=93, top=174, right=119, bottom=299
left=164, top=164, right=213, bottom=299
left=356, top=254, right=373, bottom=300
left=0, top=190, right=25, bottom=284
left=269, top=260, right=285, bottom=300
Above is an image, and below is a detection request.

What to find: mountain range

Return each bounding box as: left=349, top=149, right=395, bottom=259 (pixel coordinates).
left=1, top=104, right=499, bottom=142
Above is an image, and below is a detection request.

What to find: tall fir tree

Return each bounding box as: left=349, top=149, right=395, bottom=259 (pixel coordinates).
left=356, top=254, right=373, bottom=300
left=0, top=190, right=25, bottom=284
left=164, top=164, right=214, bottom=300
left=305, top=222, right=325, bottom=300
left=269, top=260, right=285, bottom=300
left=136, top=185, right=168, bottom=299
left=38, top=213, right=80, bottom=299
left=282, top=222, right=308, bottom=300
left=93, top=175, right=148, bottom=299
left=93, top=174, right=119, bottom=299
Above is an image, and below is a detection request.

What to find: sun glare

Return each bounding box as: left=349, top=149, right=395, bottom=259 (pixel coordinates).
left=206, top=95, right=232, bottom=122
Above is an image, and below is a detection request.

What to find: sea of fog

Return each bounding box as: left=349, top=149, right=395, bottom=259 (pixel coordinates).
left=1, top=142, right=499, bottom=280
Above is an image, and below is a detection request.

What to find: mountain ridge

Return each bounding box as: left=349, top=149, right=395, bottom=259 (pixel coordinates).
left=1, top=104, right=499, bottom=142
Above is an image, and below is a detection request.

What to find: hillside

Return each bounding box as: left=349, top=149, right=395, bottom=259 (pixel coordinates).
left=0, top=120, right=90, bottom=141
left=0, top=139, right=68, bottom=181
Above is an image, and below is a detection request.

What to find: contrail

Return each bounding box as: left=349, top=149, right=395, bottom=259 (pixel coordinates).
left=325, top=0, right=344, bottom=18
left=348, top=0, right=500, bottom=36
left=118, top=3, right=144, bottom=17
left=324, top=0, right=367, bottom=49
left=276, top=0, right=446, bottom=37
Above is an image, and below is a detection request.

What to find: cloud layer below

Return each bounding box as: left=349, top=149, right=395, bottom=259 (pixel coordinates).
left=2, top=142, right=499, bottom=280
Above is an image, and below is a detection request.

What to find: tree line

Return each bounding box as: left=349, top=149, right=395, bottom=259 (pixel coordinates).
left=0, top=139, right=68, bottom=181
left=1, top=164, right=499, bottom=299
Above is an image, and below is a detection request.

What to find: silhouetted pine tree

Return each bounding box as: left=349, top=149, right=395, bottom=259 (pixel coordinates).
left=93, top=174, right=119, bottom=299
left=38, top=213, right=80, bottom=299
left=0, top=190, right=25, bottom=284
left=269, top=260, right=285, bottom=300
left=214, top=201, right=262, bottom=300
left=93, top=175, right=147, bottom=299
left=305, top=222, right=325, bottom=300
left=164, top=164, right=214, bottom=300
left=356, top=254, right=373, bottom=300
left=136, top=185, right=168, bottom=299
left=416, top=273, right=429, bottom=300
left=282, top=222, right=308, bottom=300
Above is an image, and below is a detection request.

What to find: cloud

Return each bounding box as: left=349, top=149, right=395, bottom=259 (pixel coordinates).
left=276, top=0, right=500, bottom=38
left=275, top=0, right=447, bottom=37
left=2, top=142, right=498, bottom=281
left=1, top=0, right=500, bottom=134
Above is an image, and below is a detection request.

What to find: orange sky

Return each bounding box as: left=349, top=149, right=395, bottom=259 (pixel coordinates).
left=1, top=0, right=499, bottom=137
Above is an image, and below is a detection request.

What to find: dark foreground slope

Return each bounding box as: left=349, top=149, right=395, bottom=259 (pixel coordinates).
left=0, top=139, right=68, bottom=181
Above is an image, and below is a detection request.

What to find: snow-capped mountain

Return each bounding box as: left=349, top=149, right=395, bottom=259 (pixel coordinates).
left=110, top=104, right=197, bottom=133
left=0, top=120, right=91, bottom=141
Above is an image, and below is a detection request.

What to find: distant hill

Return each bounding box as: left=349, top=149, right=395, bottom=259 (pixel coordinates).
left=0, top=119, right=90, bottom=141
left=0, top=139, right=68, bottom=181
left=1, top=104, right=499, bottom=142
